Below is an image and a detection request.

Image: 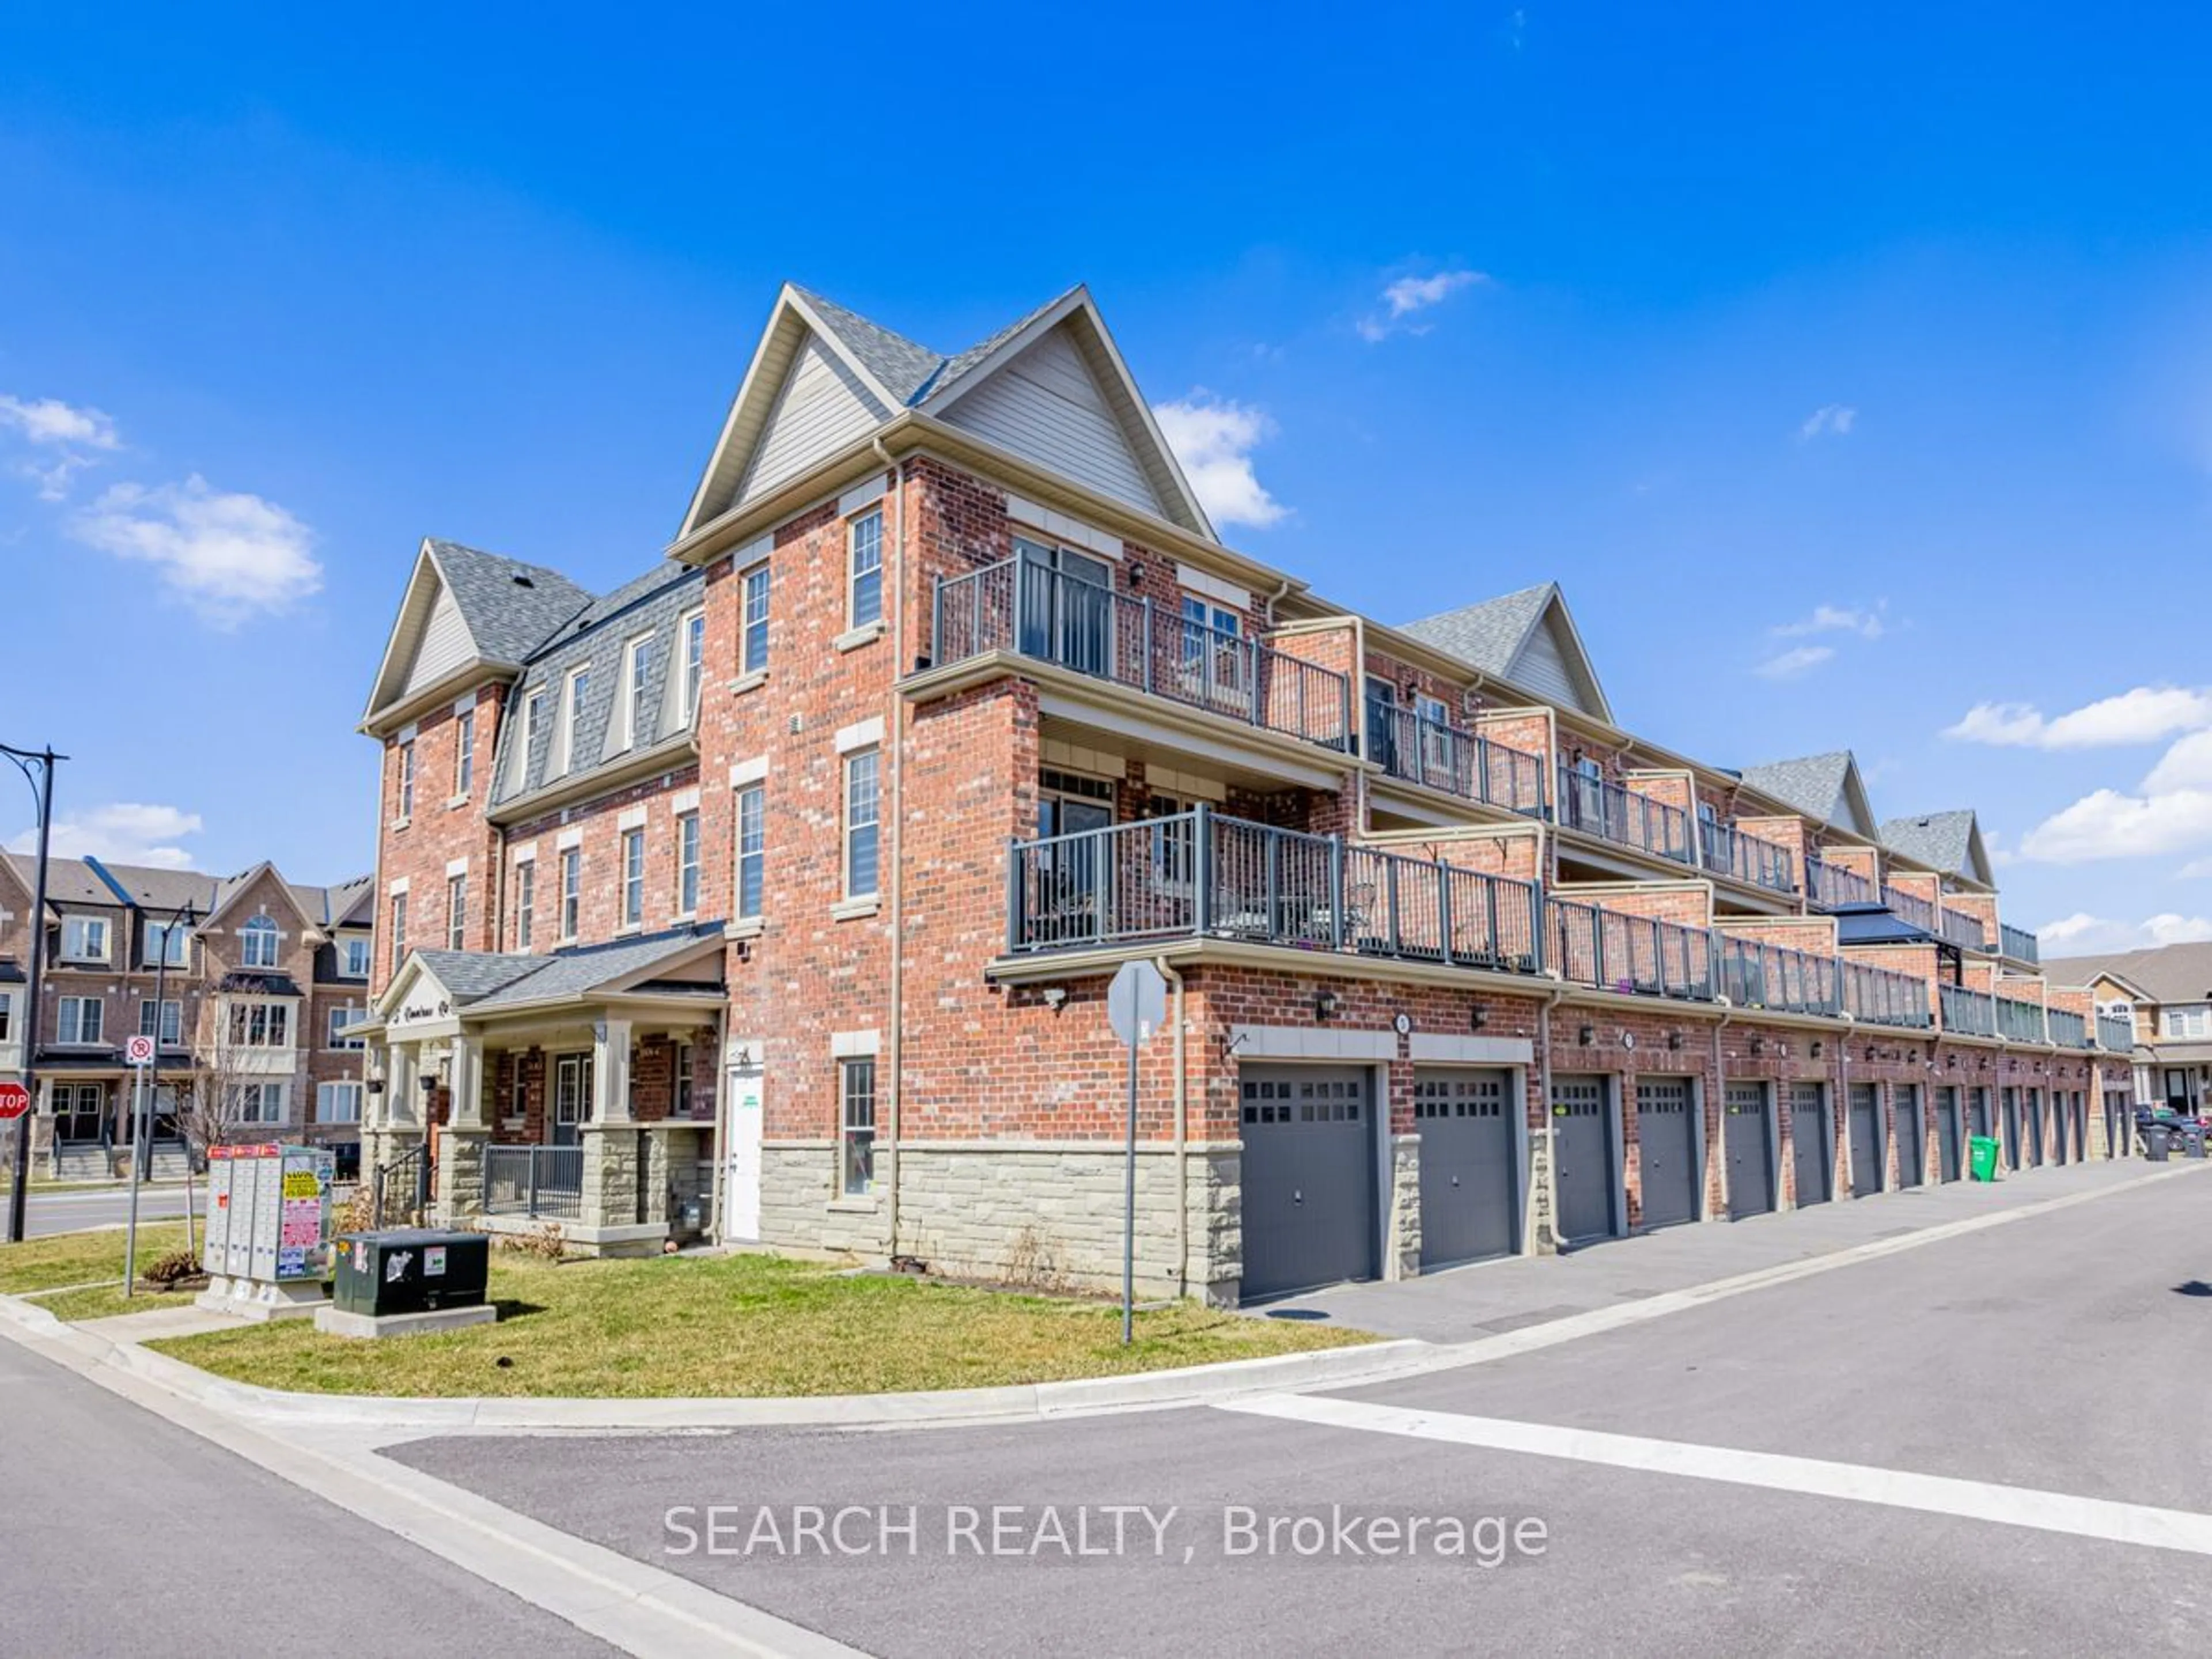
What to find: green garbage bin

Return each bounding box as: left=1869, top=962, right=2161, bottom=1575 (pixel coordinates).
left=1968, top=1135, right=2001, bottom=1182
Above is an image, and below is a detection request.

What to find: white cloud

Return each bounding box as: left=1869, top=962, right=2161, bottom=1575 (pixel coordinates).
left=2037, top=911, right=2212, bottom=953
left=1753, top=644, right=1835, bottom=680
left=1357, top=269, right=1488, bottom=342
left=2017, top=785, right=2212, bottom=863
left=1153, top=395, right=1288, bottom=530
left=2180, top=856, right=2212, bottom=878
left=5, top=802, right=204, bottom=870
left=1799, top=403, right=1858, bottom=440
left=0, top=392, right=122, bottom=499
left=1773, top=602, right=1887, bottom=640
left=70, top=474, right=322, bottom=626
left=1944, top=685, right=2212, bottom=750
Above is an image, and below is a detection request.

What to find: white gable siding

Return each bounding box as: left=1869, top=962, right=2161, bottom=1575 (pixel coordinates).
left=940, top=327, right=1162, bottom=514
left=1510, top=615, right=1590, bottom=714
left=735, top=335, right=885, bottom=508
left=401, top=581, right=475, bottom=699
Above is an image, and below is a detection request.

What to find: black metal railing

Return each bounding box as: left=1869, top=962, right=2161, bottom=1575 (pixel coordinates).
left=484, top=1145, right=584, bottom=1221
left=930, top=558, right=1354, bottom=750
left=2001, top=923, right=2040, bottom=965
left=1716, top=936, right=1840, bottom=1016
left=1938, top=983, right=1996, bottom=1037
left=1804, top=856, right=1876, bottom=910
left=1882, top=884, right=1937, bottom=934
left=1548, top=900, right=1715, bottom=1000
left=1554, top=764, right=1692, bottom=863
left=1844, top=960, right=1934, bottom=1029
left=372, top=1141, right=430, bottom=1227
left=1938, top=907, right=1988, bottom=950
left=1364, top=696, right=1546, bottom=816
left=2047, top=1007, right=2090, bottom=1050
left=2097, top=1013, right=2134, bottom=1051
left=1698, top=819, right=1798, bottom=895
left=1994, top=995, right=2047, bottom=1044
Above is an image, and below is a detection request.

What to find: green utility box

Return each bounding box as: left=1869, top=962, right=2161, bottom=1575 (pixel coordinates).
left=1967, top=1135, right=2001, bottom=1183
left=332, top=1230, right=490, bottom=1317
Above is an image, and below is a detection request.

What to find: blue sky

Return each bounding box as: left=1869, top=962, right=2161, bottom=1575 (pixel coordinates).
left=4, top=5, right=2211, bottom=952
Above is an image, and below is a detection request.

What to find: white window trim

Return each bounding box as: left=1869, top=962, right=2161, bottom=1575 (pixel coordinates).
left=559, top=664, right=592, bottom=775
left=678, top=607, right=706, bottom=720
left=842, top=747, right=881, bottom=902
left=622, top=632, right=653, bottom=750
left=835, top=716, right=885, bottom=755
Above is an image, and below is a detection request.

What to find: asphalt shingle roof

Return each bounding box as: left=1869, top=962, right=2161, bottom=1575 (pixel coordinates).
left=2042, top=941, right=2212, bottom=1003
left=1879, top=811, right=1980, bottom=878
left=426, top=539, right=594, bottom=666
left=1399, top=583, right=1557, bottom=676
left=791, top=283, right=1085, bottom=411
left=456, top=924, right=725, bottom=1013
left=1738, top=752, right=1856, bottom=823
left=411, top=950, right=549, bottom=1003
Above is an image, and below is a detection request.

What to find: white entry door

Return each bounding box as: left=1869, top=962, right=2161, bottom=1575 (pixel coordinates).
left=724, top=1055, right=764, bottom=1241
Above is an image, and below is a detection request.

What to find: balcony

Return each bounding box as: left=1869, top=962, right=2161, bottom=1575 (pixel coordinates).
left=931, top=558, right=1354, bottom=751
left=1938, top=983, right=1996, bottom=1037
left=1994, top=996, right=2047, bottom=1044
left=1804, top=856, right=1876, bottom=910
left=1882, top=885, right=1937, bottom=934
left=1554, top=764, right=1692, bottom=864
left=1548, top=901, right=1715, bottom=1000
left=1717, top=937, right=1839, bottom=1017
left=2097, top=1013, right=2135, bottom=1051
left=2047, top=1007, right=2090, bottom=1050
left=2000, top=923, right=2039, bottom=965
left=1844, top=960, right=1934, bottom=1029
left=1938, top=908, right=1989, bottom=950
left=1697, top=819, right=1798, bottom=896
left=1006, top=807, right=1542, bottom=974
left=1365, top=696, right=1545, bottom=816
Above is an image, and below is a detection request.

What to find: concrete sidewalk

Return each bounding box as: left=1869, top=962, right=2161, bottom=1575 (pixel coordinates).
left=1265, top=1157, right=2199, bottom=1343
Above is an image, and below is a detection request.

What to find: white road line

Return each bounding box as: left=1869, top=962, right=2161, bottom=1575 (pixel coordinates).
left=1219, top=1393, right=2212, bottom=1557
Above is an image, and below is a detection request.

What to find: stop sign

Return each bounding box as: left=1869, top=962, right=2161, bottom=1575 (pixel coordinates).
left=0, top=1082, right=29, bottom=1121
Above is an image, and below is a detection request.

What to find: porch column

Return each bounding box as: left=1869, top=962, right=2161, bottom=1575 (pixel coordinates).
left=385, top=1043, right=419, bottom=1130
left=449, top=1034, right=486, bottom=1128
left=436, top=1032, right=490, bottom=1221
left=592, top=1019, right=633, bottom=1123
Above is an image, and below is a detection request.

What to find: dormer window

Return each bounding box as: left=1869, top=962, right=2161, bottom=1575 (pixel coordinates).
left=240, top=915, right=280, bottom=969
left=60, top=917, right=109, bottom=963
left=680, top=608, right=705, bottom=718
left=623, top=634, right=653, bottom=749
left=559, top=664, right=591, bottom=774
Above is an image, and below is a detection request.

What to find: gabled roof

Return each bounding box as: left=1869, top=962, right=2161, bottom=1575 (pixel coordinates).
left=362, top=538, right=594, bottom=728
left=376, top=925, right=725, bottom=1022
left=2042, top=942, right=2212, bottom=1006
left=1880, top=810, right=1994, bottom=887
left=1399, top=582, right=1613, bottom=722
left=678, top=283, right=1215, bottom=543
left=1737, top=751, right=1879, bottom=838
left=199, top=859, right=325, bottom=936
left=1, top=853, right=118, bottom=910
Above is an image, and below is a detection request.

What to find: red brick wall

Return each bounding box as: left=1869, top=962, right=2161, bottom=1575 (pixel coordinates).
left=371, top=681, right=507, bottom=995
left=1555, top=884, right=1712, bottom=927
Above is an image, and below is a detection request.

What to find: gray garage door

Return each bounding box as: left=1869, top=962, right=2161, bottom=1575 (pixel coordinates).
left=1551, top=1075, right=1615, bottom=1245
left=1894, top=1084, right=1924, bottom=1188
left=1414, top=1068, right=1517, bottom=1268
left=1637, top=1078, right=1699, bottom=1229
left=1849, top=1083, right=1885, bottom=1197
left=1790, top=1082, right=1831, bottom=1207
left=2001, top=1088, right=2021, bottom=1168
left=1936, top=1086, right=1963, bottom=1183
left=2025, top=1090, right=2045, bottom=1165
left=1238, top=1066, right=1376, bottom=1300
left=1969, top=1088, right=1990, bottom=1142
left=2105, top=1093, right=2127, bottom=1158
left=1724, top=1082, right=1774, bottom=1218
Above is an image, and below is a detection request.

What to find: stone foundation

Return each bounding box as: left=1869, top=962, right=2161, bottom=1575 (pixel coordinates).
left=1387, top=1133, right=1421, bottom=1280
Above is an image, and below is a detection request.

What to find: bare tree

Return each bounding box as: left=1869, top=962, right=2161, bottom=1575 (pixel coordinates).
left=175, top=992, right=296, bottom=1257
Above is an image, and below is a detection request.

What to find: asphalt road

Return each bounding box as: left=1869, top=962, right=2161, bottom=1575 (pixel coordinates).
left=0, top=1335, right=613, bottom=1657
left=390, top=1168, right=2212, bottom=1657
left=9, top=1184, right=196, bottom=1238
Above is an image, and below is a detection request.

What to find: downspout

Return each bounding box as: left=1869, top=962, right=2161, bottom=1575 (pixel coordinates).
left=708, top=1004, right=729, bottom=1244
left=1709, top=1002, right=1733, bottom=1222
left=1262, top=577, right=1292, bottom=624
left=873, top=439, right=908, bottom=1259
left=1151, top=955, right=1188, bottom=1298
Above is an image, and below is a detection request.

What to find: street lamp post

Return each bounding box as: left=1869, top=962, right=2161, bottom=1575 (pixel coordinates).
left=2, top=741, right=63, bottom=1247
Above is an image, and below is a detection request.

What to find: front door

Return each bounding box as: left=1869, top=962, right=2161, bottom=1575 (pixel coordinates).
left=1552, top=1075, right=1617, bottom=1244
left=54, top=1082, right=104, bottom=1142
left=1365, top=684, right=1400, bottom=777
left=1724, top=1083, right=1775, bottom=1217
left=723, top=1055, right=763, bottom=1241
left=1790, top=1082, right=1831, bottom=1206
left=551, top=1054, right=593, bottom=1147
left=1849, top=1082, right=1884, bottom=1196
left=1635, top=1077, right=1699, bottom=1229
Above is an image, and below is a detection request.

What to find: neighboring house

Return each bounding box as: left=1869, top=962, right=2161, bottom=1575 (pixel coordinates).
left=349, top=280, right=2134, bottom=1300
left=0, top=853, right=373, bottom=1175
left=2039, top=941, right=2212, bottom=1113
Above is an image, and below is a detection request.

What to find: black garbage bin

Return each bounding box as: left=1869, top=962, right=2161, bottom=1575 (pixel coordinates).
left=332, top=1229, right=490, bottom=1316
left=2143, top=1123, right=2172, bottom=1161
left=2181, top=1126, right=2209, bottom=1161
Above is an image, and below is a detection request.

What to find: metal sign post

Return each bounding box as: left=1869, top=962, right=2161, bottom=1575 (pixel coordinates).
left=122, top=1033, right=156, bottom=1298
left=1106, top=960, right=1168, bottom=1346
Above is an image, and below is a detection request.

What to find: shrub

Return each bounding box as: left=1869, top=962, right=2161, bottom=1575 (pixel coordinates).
left=141, top=1249, right=202, bottom=1288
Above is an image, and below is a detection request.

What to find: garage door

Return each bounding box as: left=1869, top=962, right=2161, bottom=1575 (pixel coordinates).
left=2025, top=1090, right=2045, bottom=1165
left=1849, top=1083, right=1885, bottom=1197
left=1414, top=1069, right=1517, bottom=1268
left=1238, top=1066, right=1376, bottom=1300
left=1636, top=1078, right=1698, bottom=1229
left=2001, top=1089, right=2021, bottom=1168
left=1790, top=1082, right=1831, bottom=1207
left=1969, top=1088, right=1990, bottom=1142
left=1894, top=1084, right=1924, bottom=1188
left=1724, top=1082, right=1774, bottom=1217
left=1551, top=1075, right=1616, bottom=1245
left=1936, top=1086, right=1962, bottom=1183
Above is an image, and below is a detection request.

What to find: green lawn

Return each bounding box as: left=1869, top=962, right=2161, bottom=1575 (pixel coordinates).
left=0, top=1222, right=196, bottom=1322
left=150, top=1251, right=1370, bottom=1398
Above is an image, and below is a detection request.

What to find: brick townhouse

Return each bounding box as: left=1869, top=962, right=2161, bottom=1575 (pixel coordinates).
left=0, top=853, right=374, bottom=1177
left=349, top=281, right=2134, bottom=1300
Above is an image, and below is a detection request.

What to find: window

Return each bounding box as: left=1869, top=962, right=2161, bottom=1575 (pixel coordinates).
left=397, top=739, right=416, bottom=820
left=60, top=916, right=109, bottom=962
left=447, top=873, right=468, bottom=950
left=1179, top=594, right=1245, bottom=702
left=736, top=785, right=766, bottom=919
left=844, top=749, right=880, bottom=898
left=676, top=812, right=700, bottom=915
left=328, top=1005, right=364, bottom=1050
left=680, top=608, right=705, bottom=718
left=514, top=859, right=536, bottom=951
left=2165, top=1005, right=2212, bottom=1039
left=560, top=848, right=581, bottom=940
left=522, top=687, right=547, bottom=772
left=342, top=935, right=371, bottom=979
left=624, top=634, right=653, bottom=748
left=240, top=915, right=280, bottom=969
left=741, top=563, right=771, bottom=673
left=226, top=1001, right=291, bottom=1049
left=622, top=828, right=645, bottom=927
left=454, top=707, right=476, bottom=796
left=138, top=999, right=183, bottom=1046
left=316, top=1082, right=362, bottom=1124
left=230, top=1082, right=287, bottom=1124
left=143, top=920, right=191, bottom=969
left=840, top=1058, right=876, bottom=1196
left=849, top=510, right=884, bottom=628
left=57, top=997, right=104, bottom=1045
left=390, top=893, right=408, bottom=974
left=675, top=1043, right=695, bottom=1117
left=0, top=993, right=10, bottom=1043
left=559, top=665, right=591, bottom=774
